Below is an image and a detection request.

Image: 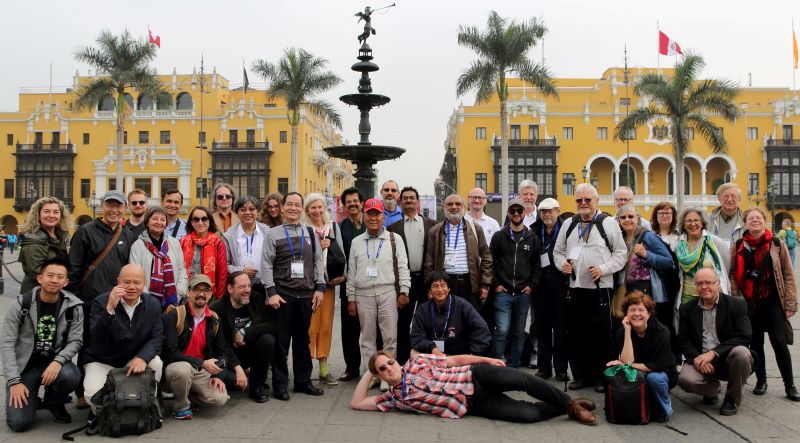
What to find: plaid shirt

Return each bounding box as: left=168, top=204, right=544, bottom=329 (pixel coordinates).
left=375, top=354, right=474, bottom=418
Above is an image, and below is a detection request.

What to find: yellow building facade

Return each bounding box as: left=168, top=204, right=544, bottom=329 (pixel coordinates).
left=0, top=69, right=354, bottom=231
left=440, top=67, right=800, bottom=228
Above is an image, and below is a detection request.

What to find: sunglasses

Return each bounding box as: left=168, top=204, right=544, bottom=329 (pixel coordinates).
left=382, top=188, right=398, bottom=193
left=191, top=216, right=209, bottom=223
left=216, top=194, right=233, bottom=200
left=575, top=198, right=593, bottom=204
left=619, top=215, right=637, bottom=220
left=129, top=201, right=146, bottom=206
left=508, top=208, right=524, bottom=215
left=378, top=359, right=396, bottom=373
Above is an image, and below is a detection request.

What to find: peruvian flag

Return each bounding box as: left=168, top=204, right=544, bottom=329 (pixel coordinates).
left=659, top=31, right=682, bottom=56
left=148, top=29, right=161, bottom=48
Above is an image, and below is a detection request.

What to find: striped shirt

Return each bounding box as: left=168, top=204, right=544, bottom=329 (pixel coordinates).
left=444, top=222, right=469, bottom=274
left=375, top=354, right=474, bottom=419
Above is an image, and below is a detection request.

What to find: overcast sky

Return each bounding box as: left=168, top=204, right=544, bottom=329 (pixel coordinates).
left=1, top=0, right=798, bottom=194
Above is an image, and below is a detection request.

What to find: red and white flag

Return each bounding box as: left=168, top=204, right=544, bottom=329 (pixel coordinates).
left=148, top=29, right=161, bottom=48
left=658, top=31, right=682, bottom=56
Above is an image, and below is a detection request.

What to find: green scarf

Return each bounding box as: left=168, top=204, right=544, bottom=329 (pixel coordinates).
left=603, top=363, right=639, bottom=382
left=676, top=233, right=722, bottom=277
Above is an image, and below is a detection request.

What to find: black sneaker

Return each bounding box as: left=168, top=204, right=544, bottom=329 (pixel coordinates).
left=47, top=403, right=71, bottom=424
left=86, top=411, right=98, bottom=431
left=702, top=396, right=718, bottom=405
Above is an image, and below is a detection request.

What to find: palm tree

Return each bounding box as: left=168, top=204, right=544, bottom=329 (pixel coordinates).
left=615, top=53, right=738, bottom=211
left=252, top=48, right=343, bottom=192
left=456, top=11, right=558, bottom=214
left=73, top=29, right=171, bottom=193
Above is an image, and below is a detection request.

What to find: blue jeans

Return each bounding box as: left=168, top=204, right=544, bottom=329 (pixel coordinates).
left=6, top=362, right=80, bottom=432
left=646, top=372, right=673, bottom=418
left=493, top=292, right=531, bottom=367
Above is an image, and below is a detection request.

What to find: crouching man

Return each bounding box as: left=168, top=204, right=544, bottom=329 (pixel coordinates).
left=163, top=275, right=229, bottom=419
left=1, top=259, right=83, bottom=431
left=350, top=351, right=597, bottom=425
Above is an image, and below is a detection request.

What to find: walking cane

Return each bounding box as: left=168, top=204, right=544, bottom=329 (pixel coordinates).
left=563, top=260, right=576, bottom=392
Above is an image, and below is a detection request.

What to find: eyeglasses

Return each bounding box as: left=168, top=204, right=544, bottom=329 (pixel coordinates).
left=657, top=211, right=672, bottom=216
left=615, top=197, right=631, bottom=203
left=619, top=215, right=637, bottom=220
left=468, top=195, right=486, bottom=200
left=508, top=208, right=524, bottom=215
left=400, top=196, right=417, bottom=201
left=216, top=194, right=233, bottom=200
left=575, top=198, right=593, bottom=204
left=695, top=280, right=718, bottom=287
left=684, top=219, right=702, bottom=225
left=382, top=188, right=398, bottom=193
left=191, top=216, right=209, bottom=223
left=129, top=200, right=146, bottom=206
left=191, top=287, right=214, bottom=294
left=377, top=359, right=396, bottom=373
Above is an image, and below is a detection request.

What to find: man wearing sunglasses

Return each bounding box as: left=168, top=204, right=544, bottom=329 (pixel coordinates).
left=350, top=350, right=597, bottom=425
left=123, top=189, right=148, bottom=237
left=211, top=183, right=239, bottom=233
left=380, top=180, right=403, bottom=227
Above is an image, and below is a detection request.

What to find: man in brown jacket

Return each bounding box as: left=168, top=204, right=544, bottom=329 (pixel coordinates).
left=424, top=194, right=493, bottom=326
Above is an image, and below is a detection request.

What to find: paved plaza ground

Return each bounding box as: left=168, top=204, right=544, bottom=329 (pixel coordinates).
left=0, top=250, right=798, bottom=442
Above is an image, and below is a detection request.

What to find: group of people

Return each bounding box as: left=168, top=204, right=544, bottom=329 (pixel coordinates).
left=2, top=177, right=797, bottom=432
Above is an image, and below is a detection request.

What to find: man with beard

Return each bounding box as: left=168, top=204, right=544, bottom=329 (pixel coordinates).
left=424, top=194, right=492, bottom=325
left=211, top=183, right=239, bottom=233
left=123, top=189, right=148, bottom=237
left=163, top=274, right=229, bottom=419
left=337, top=187, right=366, bottom=381
left=380, top=180, right=403, bottom=227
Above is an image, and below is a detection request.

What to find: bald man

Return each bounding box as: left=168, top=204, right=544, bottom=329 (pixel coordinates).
left=465, top=187, right=501, bottom=243
left=82, top=264, right=165, bottom=417
left=380, top=180, right=403, bottom=226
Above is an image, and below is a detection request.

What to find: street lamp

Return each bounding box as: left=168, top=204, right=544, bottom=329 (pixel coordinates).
left=581, top=167, right=589, bottom=183
left=767, top=180, right=779, bottom=230
left=85, top=191, right=98, bottom=219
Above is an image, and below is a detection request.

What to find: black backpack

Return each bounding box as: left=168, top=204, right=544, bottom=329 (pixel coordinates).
left=603, top=365, right=650, bottom=425
left=563, top=213, right=614, bottom=252
left=64, top=368, right=163, bottom=439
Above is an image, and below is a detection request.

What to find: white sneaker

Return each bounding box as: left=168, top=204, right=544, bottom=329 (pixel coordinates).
left=380, top=380, right=389, bottom=392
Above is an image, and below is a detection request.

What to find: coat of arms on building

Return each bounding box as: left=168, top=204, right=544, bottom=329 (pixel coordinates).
left=645, top=118, right=672, bottom=146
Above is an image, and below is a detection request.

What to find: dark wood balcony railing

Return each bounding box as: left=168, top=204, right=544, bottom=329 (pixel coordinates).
left=14, top=197, right=73, bottom=212
left=15, top=143, right=74, bottom=152
left=492, top=137, right=558, bottom=146
left=212, top=141, right=271, bottom=149
left=765, top=139, right=800, bottom=146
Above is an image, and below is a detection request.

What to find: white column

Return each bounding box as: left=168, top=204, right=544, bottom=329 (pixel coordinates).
left=701, top=168, right=707, bottom=198
left=643, top=169, right=650, bottom=211
left=614, top=167, right=620, bottom=190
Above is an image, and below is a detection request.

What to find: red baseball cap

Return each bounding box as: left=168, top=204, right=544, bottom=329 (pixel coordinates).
left=363, top=198, right=385, bottom=213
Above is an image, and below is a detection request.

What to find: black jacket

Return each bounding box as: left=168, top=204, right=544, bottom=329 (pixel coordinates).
left=531, top=218, right=564, bottom=274
left=162, top=303, right=229, bottom=369
left=210, top=292, right=277, bottom=368
left=67, top=219, right=134, bottom=301
left=84, top=291, right=163, bottom=368
left=677, top=294, right=753, bottom=362
left=339, top=217, right=366, bottom=261
left=489, top=226, right=542, bottom=294
left=410, top=295, right=491, bottom=356
left=616, top=318, right=677, bottom=387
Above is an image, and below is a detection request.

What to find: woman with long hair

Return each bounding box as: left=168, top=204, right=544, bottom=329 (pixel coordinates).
left=18, top=197, right=71, bottom=294
left=650, top=202, right=679, bottom=251
left=260, top=192, right=284, bottom=228
left=180, top=206, right=228, bottom=299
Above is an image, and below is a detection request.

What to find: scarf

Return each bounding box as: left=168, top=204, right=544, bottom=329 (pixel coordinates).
left=734, top=230, right=773, bottom=302
left=144, top=238, right=178, bottom=308
left=181, top=232, right=219, bottom=288
left=676, top=231, right=722, bottom=277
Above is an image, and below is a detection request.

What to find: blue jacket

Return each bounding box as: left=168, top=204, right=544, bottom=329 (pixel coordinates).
left=639, top=230, right=676, bottom=304
left=410, top=295, right=491, bottom=356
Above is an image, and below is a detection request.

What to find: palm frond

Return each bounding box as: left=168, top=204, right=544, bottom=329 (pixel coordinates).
left=456, top=60, right=498, bottom=104
left=614, top=106, right=660, bottom=140
left=515, top=61, right=558, bottom=98
left=306, top=98, right=342, bottom=129
left=72, top=78, right=115, bottom=112
left=688, top=114, right=727, bottom=153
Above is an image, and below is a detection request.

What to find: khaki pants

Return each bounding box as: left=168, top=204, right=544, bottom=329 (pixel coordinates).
left=164, top=362, right=228, bottom=411
left=84, top=356, right=163, bottom=413
left=356, top=291, right=398, bottom=374
left=678, top=345, right=753, bottom=405
left=308, top=287, right=336, bottom=359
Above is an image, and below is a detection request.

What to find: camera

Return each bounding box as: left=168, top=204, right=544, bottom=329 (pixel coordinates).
left=746, top=269, right=762, bottom=280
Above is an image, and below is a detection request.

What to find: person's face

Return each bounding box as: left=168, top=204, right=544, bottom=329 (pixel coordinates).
left=117, top=268, right=145, bottom=303
left=380, top=182, right=399, bottom=203
left=444, top=196, right=464, bottom=224
left=128, top=194, right=147, bottom=217
left=147, top=213, right=167, bottom=237
left=228, top=274, right=252, bottom=306
left=162, top=193, right=182, bottom=217
left=237, top=201, right=258, bottom=226
left=215, top=187, right=234, bottom=210
left=190, top=210, right=211, bottom=236
left=718, top=188, right=740, bottom=214
left=519, top=187, right=537, bottom=211
left=618, top=210, right=639, bottom=233
left=306, top=199, right=326, bottom=224
left=344, top=193, right=362, bottom=217
left=101, top=200, right=126, bottom=224
left=188, top=284, right=213, bottom=310
left=428, top=279, right=450, bottom=304
left=695, top=269, right=720, bottom=303
left=507, top=205, right=524, bottom=225
left=373, top=354, right=401, bottom=383
left=539, top=208, right=559, bottom=227
left=36, top=264, right=68, bottom=295
left=364, top=210, right=384, bottom=233
left=682, top=211, right=704, bottom=237
left=283, top=195, right=303, bottom=223
left=467, top=189, right=487, bottom=211
left=614, top=190, right=633, bottom=209
left=656, top=208, right=673, bottom=229
left=266, top=198, right=282, bottom=219
left=39, top=203, right=61, bottom=230
left=575, top=192, right=597, bottom=218
left=399, top=190, right=418, bottom=214
left=745, top=210, right=766, bottom=236
left=626, top=302, right=651, bottom=331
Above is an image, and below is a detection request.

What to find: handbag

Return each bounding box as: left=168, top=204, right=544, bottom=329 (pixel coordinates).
left=786, top=318, right=795, bottom=345
left=325, top=224, right=346, bottom=281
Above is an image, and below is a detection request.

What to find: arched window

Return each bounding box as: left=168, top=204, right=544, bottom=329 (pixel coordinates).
left=137, top=95, right=154, bottom=110
left=176, top=92, right=193, bottom=110
left=667, top=165, right=692, bottom=195
left=122, top=93, right=134, bottom=111
left=97, top=95, right=115, bottom=111
left=617, top=163, right=637, bottom=194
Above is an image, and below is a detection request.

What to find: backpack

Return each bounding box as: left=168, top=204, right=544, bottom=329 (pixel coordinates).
left=785, top=230, right=797, bottom=249
left=63, top=368, right=162, bottom=440
left=603, top=364, right=650, bottom=425
left=164, top=304, right=220, bottom=337
left=563, top=213, right=614, bottom=252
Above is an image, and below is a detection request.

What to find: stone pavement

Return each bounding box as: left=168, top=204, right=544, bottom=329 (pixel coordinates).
left=0, top=251, right=798, bottom=442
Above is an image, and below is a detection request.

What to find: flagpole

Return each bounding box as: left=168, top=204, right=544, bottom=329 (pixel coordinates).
left=793, top=19, right=797, bottom=95
left=657, top=20, right=660, bottom=74
left=48, top=62, right=53, bottom=105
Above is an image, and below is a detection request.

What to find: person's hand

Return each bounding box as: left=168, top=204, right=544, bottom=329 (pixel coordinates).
left=209, top=377, right=227, bottom=393
left=8, top=383, right=29, bottom=408
left=521, top=286, right=532, bottom=295
left=431, top=347, right=444, bottom=356
left=202, top=359, right=223, bottom=375
left=495, top=285, right=507, bottom=293
left=107, top=286, right=125, bottom=314
left=633, top=243, right=647, bottom=258
left=787, top=310, right=796, bottom=319
left=479, top=287, right=489, bottom=301
left=127, top=357, right=147, bottom=376
left=320, top=238, right=331, bottom=250
left=234, top=331, right=245, bottom=348
left=589, top=266, right=603, bottom=281
left=606, top=360, right=623, bottom=367
left=41, top=361, right=62, bottom=386
left=397, top=293, right=409, bottom=309
left=486, top=358, right=506, bottom=367
left=699, top=361, right=715, bottom=375
left=243, top=267, right=258, bottom=278
left=234, top=366, right=248, bottom=390
left=693, top=351, right=716, bottom=374
left=268, top=294, right=286, bottom=310
left=311, top=291, right=324, bottom=311
left=621, top=316, right=631, bottom=332
left=562, top=262, right=573, bottom=275
left=348, top=301, right=358, bottom=317
left=328, top=276, right=346, bottom=287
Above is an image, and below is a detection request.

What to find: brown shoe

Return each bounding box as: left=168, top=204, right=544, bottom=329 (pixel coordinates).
left=573, top=397, right=596, bottom=411
left=76, top=397, right=90, bottom=410
left=567, top=400, right=598, bottom=425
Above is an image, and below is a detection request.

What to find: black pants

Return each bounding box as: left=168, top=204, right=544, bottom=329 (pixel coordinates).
left=751, top=295, right=794, bottom=383
left=231, top=333, right=276, bottom=389
left=339, top=285, right=361, bottom=375
left=467, top=363, right=571, bottom=423
left=654, top=302, right=680, bottom=361
left=449, top=274, right=493, bottom=331
left=567, top=287, right=614, bottom=385
left=396, top=272, right=425, bottom=365
left=5, top=362, right=80, bottom=432
left=272, top=295, right=313, bottom=392
left=533, top=272, right=568, bottom=374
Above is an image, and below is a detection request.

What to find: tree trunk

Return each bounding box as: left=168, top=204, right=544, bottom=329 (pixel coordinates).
left=500, top=98, right=509, bottom=215
left=675, top=154, right=685, bottom=212
left=290, top=122, right=299, bottom=192
left=115, top=94, right=125, bottom=193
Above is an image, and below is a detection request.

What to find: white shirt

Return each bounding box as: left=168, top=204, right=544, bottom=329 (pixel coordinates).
left=465, top=212, right=501, bottom=243
left=122, top=297, right=143, bottom=325
left=403, top=215, right=425, bottom=272
left=444, top=221, right=469, bottom=274
left=523, top=206, right=538, bottom=226
left=237, top=224, right=264, bottom=281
